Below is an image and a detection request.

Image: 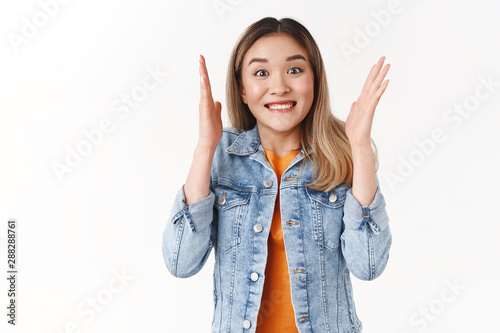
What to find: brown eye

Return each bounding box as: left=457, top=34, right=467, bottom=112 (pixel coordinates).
left=288, top=67, right=302, bottom=74
left=254, top=70, right=268, bottom=77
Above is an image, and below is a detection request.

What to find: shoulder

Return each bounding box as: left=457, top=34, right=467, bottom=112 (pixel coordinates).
left=217, top=126, right=243, bottom=149
left=211, top=127, right=246, bottom=180
left=223, top=126, right=240, bottom=136
left=214, top=125, right=259, bottom=157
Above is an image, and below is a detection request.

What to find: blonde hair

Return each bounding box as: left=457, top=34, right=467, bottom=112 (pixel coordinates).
left=226, top=17, right=378, bottom=192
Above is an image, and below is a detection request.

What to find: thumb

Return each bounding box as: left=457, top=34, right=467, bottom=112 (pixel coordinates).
left=215, top=101, right=222, bottom=114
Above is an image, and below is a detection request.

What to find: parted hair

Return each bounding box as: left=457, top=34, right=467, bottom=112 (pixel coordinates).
left=226, top=17, right=378, bottom=192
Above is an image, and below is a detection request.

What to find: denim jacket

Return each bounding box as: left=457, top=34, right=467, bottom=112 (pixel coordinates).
left=162, top=124, right=392, bottom=333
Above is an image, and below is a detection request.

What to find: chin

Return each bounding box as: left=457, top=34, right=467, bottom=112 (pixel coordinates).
left=267, top=122, right=302, bottom=133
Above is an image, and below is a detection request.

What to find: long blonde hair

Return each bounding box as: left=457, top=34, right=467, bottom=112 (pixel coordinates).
left=226, top=17, right=378, bottom=192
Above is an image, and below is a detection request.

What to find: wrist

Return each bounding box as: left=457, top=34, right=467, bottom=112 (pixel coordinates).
left=195, top=142, right=218, bottom=154
left=350, top=141, right=375, bottom=166
left=350, top=140, right=372, bottom=151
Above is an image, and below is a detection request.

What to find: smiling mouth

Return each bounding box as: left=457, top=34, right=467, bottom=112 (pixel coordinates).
left=265, top=101, right=297, bottom=110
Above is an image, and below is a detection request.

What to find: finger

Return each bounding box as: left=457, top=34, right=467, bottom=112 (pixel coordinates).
left=350, top=101, right=356, bottom=112
left=199, top=54, right=215, bottom=107
left=361, top=56, right=385, bottom=93
left=199, top=54, right=212, bottom=97
left=365, top=56, right=385, bottom=89
left=374, top=79, right=390, bottom=100
left=370, top=63, right=390, bottom=94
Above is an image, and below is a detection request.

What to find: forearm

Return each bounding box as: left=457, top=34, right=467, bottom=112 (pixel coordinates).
left=163, top=184, right=216, bottom=278
left=342, top=143, right=392, bottom=280
left=350, top=142, right=377, bottom=207
left=184, top=144, right=217, bottom=204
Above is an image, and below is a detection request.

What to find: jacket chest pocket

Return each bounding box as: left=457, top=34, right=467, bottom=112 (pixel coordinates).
left=306, top=186, right=347, bottom=251
left=214, top=185, right=251, bottom=252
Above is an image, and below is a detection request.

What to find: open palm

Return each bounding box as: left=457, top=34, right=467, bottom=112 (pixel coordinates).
left=345, top=56, right=390, bottom=146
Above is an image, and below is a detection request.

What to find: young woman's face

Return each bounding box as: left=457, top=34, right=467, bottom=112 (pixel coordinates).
left=239, top=33, right=315, bottom=138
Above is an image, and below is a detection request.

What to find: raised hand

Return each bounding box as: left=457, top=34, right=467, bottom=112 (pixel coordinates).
left=345, top=56, right=390, bottom=146
left=183, top=55, right=223, bottom=204
left=198, top=54, right=223, bottom=149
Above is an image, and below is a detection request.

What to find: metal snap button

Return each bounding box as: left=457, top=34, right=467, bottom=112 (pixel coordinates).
left=250, top=272, right=259, bottom=281
left=243, top=319, right=251, bottom=329
left=329, top=193, right=337, bottom=203
left=263, top=179, right=272, bottom=188
left=253, top=223, right=263, bottom=233
left=218, top=192, right=226, bottom=205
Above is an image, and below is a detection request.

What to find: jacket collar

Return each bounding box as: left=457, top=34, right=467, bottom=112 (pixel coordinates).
left=225, top=124, right=262, bottom=155
left=225, top=124, right=313, bottom=177
left=225, top=123, right=311, bottom=156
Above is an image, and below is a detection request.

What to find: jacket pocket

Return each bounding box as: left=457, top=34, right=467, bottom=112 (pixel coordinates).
left=306, top=185, right=347, bottom=251
left=214, top=184, right=251, bottom=252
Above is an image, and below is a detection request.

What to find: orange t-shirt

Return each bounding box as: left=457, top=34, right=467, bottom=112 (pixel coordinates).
left=256, top=148, right=300, bottom=333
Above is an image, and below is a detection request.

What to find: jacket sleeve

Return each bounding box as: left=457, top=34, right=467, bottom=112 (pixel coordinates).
left=162, top=184, right=217, bottom=278
left=340, top=174, right=392, bottom=281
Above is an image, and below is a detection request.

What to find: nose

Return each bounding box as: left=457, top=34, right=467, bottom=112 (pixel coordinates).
left=269, top=72, right=290, bottom=95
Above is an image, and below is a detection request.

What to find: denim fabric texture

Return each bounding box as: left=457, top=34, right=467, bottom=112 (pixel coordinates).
left=162, top=124, right=392, bottom=333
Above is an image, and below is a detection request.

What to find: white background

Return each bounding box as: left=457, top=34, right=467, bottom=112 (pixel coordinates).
left=1, top=0, right=499, bottom=332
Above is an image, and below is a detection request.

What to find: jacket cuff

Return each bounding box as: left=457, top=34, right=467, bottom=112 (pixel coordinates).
left=170, top=184, right=215, bottom=232
left=343, top=185, right=389, bottom=234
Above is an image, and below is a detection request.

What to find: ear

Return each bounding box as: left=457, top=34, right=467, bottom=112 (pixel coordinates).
left=239, top=82, right=247, bottom=104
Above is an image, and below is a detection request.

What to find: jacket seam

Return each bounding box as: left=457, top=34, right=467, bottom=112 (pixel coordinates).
left=217, top=248, right=223, bottom=330
left=297, top=186, right=312, bottom=328
left=319, top=233, right=330, bottom=332
left=227, top=247, right=237, bottom=332
left=369, top=234, right=375, bottom=281
left=343, top=270, right=356, bottom=329
left=316, top=199, right=331, bottom=332
left=336, top=255, right=342, bottom=333
left=172, top=217, right=185, bottom=276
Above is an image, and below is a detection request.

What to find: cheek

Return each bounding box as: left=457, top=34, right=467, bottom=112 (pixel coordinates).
left=244, top=83, right=265, bottom=104
left=295, top=78, right=315, bottom=101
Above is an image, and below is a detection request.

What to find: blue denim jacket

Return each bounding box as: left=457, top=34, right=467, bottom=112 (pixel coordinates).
left=162, top=124, right=392, bottom=333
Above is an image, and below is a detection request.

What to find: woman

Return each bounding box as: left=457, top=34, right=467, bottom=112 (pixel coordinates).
left=162, top=16, right=392, bottom=332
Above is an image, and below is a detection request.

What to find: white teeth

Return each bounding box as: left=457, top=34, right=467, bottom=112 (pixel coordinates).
left=267, top=103, right=294, bottom=110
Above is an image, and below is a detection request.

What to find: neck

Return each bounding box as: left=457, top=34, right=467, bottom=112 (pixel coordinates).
left=258, top=125, right=301, bottom=158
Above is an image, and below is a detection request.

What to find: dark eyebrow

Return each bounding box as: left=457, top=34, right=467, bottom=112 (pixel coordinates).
left=248, top=54, right=307, bottom=66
